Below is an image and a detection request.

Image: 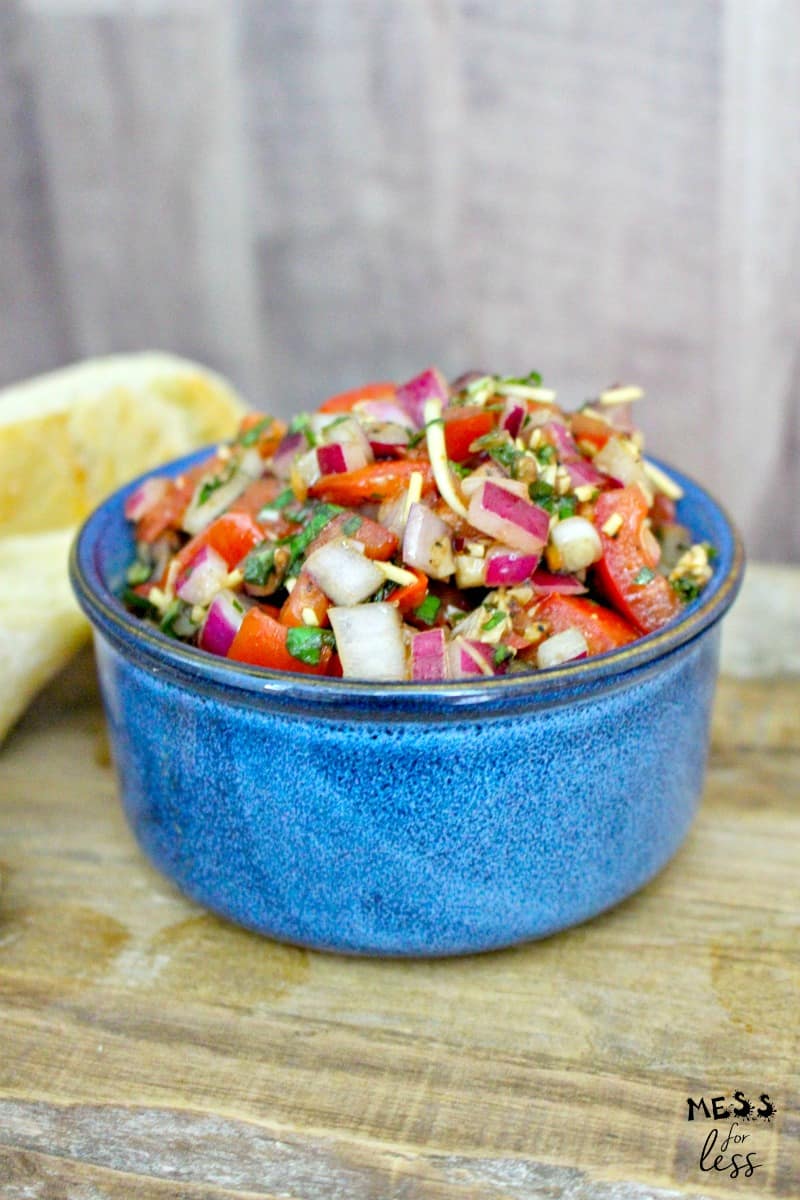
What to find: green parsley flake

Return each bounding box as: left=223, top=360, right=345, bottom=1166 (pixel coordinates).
left=286, top=625, right=336, bottom=666
left=341, top=514, right=363, bottom=537
left=493, top=644, right=515, bottom=666
left=125, top=560, right=152, bottom=585
left=413, top=595, right=441, bottom=625
left=671, top=576, right=702, bottom=603
left=238, top=416, right=274, bottom=447
left=481, top=610, right=506, bottom=633
left=633, top=566, right=656, bottom=586
left=243, top=544, right=277, bottom=586
left=534, top=443, right=556, bottom=466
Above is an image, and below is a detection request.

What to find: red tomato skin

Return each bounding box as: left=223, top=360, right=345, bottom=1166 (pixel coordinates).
left=533, top=593, right=638, bottom=656
left=135, top=457, right=217, bottom=544
left=309, top=460, right=435, bottom=506
left=593, top=487, right=682, bottom=634
left=318, top=382, right=396, bottom=414
left=388, top=567, right=429, bottom=615
left=227, top=607, right=331, bottom=674
left=442, top=406, right=496, bottom=462
left=174, top=512, right=264, bottom=575
left=305, top=511, right=398, bottom=561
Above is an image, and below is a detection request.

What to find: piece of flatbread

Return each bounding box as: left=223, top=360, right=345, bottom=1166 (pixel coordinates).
left=0, top=352, right=247, bottom=743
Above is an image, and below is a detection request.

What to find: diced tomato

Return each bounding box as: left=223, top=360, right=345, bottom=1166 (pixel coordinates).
left=135, top=457, right=217, bottom=543
left=236, top=413, right=287, bottom=457
left=570, top=409, right=614, bottom=451
left=318, top=381, right=396, bottom=414
left=227, top=607, right=332, bottom=674
left=227, top=477, right=289, bottom=527
left=442, top=405, right=497, bottom=462
left=388, top=567, right=428, bottom=614
left=305, top=510, right=398, bottom=561
left=279, top=571, right=330, bottom=628
left=593, top=487, right=682, bottom=633
left=309, top=460, right=435, bottom=506
left=533, top=593, right=638, bottom=655
left=650, top=493, right=677, bottom=529
left=173, top=512, right=264, bottom=575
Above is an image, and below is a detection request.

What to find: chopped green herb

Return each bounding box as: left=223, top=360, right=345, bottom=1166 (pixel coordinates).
left=125, top=560, right=152, bottom=585
left=499, top=370, right=543, bottom=388
left=448, top=459, right=470, bottom=479
left=286, top=625, right=336, bottom=666
left=671, top=575, right=702, bottom=603
left=528, top=479, right=575, bottom=518
left=285, top=502, right=343, bottom=574
left=159, top=598, right=185, bottom=637
left=198, top=462, right=236, bottom=506
left=120, top=587, right=157, bottom=615
left=493, top=644, right=515, bottom=666
left=372, top=580, right=399, bottom=603
left=413, top=595, right=441, bottom=625
left=556, top=494, right=578, bottom=519
left=341, top=514, right=363, bottom=537
left=633, top=566, right=656, bottom=586
left=288, top=412, right=316, bottom=446
left=481, top=610, right=506, bottom=632
left=258, top=487, right=295, bottom=519
left=534, top=443, right=556, bottom=466
left=238, top=416, right=274, bottom=447
left=704, top=542, right=718, bottom=562
left=528, top=480, right=555, bottom=505
left=243, top=544, right=277, bottom=587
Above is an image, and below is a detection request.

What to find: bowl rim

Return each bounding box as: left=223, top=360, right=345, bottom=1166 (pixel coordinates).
left=70, top=449, right=746, bottom=712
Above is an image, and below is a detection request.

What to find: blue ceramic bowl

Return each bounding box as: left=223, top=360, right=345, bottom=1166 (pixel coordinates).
left=70, top=452, right=744, bottom=956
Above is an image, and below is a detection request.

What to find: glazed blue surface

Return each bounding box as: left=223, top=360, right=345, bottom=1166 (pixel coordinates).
left=72, top=452, right=744, bottom=956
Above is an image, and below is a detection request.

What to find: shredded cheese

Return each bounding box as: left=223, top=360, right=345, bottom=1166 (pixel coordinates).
left=601, top=512, right=623, bottom=537
left=598, top=385, right=644, bottom=406
left=375, top=560, right=419, bottom=587
left=402, top=470, right=424, bottom=522
left=642, top=458, right=685, bottom=501
left=301, top=607, right=319, bottom=626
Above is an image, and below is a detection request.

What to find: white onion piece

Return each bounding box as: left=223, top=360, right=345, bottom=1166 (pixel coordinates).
left=305, top=539, right=384, bottom=605
left=320, top=415, right=373, bottom=455
left=328, top=603, right=407, bottom=680
left=402, top=503, right=455, bottom=580
left=594, top=436, right=654, bottom=503
left=550, top=516, right=603, bottom=572
left=181, top=466, right=254, bottom=535
left=124, top=476, right=169, bottom=522
left=467, top=480, right=550, bottom=555
left=366, top=421, right=411, bottom=457
left=294, top=447, right=321, bottom=489
left=316, top=440, right=370, bottom=475
left=377, top=491, right=409, bottom=538
left=357, top=398, right=416, bottom=428
left=485, top=548, right=539, bottom=586
left=198, top=589, right=246, bottom=657
left=411, top=628, right=449, bottom=681
left=536, top=628, right=588, bottom=669
left=454, top=554, right=487, bottom=589
left=176, top=545, right=229, bottom=606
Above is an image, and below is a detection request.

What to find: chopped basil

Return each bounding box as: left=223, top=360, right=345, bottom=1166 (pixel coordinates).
left=372, top=579, right=399, bottom=602
left=671, top=575, right=702, bottom=603
left=257, top=487, right=295, bottom=523
left=528, top=480, right=575, bottom=519
left=556, top=494, right=577, bottom=519
left=534, top=443, right=556, bottom=466
left=159, top=598, right=186, bottom=637
left=413, top=595, right=441, bottom=625
left=704, top=542, right=718, bottom=562
left=289, top=412, right=316, bottom=446
left=489, top=443, right=525, bottom=476
left=286, top=625, right=336, bottom=666
left=238, top=416, right=274, bottom=447
left=448, top=459, right=470, bottom=479
left=243, top=544, right=277, bottom=586
left=493, top=644, right=515, bottom=666
left=198, top=462, right=236, bottom=506
left=120, top=586, right=157, bottom=615
left=284, top=502, right=343, bottom=574
left=633, top=566, right=656, bottom=586
left=481, top=610, right=506, bottom=632
left=341, top=514, right=363, bottom=537
left=499, top=369, right=543, bottom=388
left=125, top=560, right=152, bottom=585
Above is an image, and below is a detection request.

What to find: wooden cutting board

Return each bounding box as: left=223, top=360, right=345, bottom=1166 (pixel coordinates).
left=0, top=571, right=797, bottom=1199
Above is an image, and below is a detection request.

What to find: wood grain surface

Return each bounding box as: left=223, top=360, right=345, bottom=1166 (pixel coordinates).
left=1, top=1, right=799, bottom=560
left=0, top=574, right=798, bottom=1198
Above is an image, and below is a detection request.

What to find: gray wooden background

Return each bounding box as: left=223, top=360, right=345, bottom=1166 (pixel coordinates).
left=1, top=1, right=799, bottom=561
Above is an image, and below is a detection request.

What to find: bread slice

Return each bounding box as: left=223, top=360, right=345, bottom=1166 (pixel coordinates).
left=0, top=352, right=246, bottom=535
left=0, top=353, right=248, bottom=743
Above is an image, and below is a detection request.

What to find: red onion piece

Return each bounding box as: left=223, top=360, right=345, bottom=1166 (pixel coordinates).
left=543, top=420, right=581, bottom=463
left=402, top=503, right=455, bottom=580
left=357, top=399, right=416, bottom=428
left=485, top=549, right=539, bottom=586
left=396, top=367, right=449, bottom=427
left=448, top=638, right=506, bottom=678
left=450, top=370, right=488, bottom=392
left=530, top=569, right=587, bottom=595
left=316, top=440, right=369, bottom=476
left=272, top=431, right=307, bottom=478
left=198, top=589, right=246, bottom=657
left=124, top=477, right=169, bottom=522
left=176, top=545, right=229, bottom=606
left=367, top=421, right=412, bottom=458
left=565, top=457, right=606, bottom=488
left=500, top=398, right=526, bottom=439
left=411, top=628, right=448, bottom=681
left=468, top=480, right=550, bottom=556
